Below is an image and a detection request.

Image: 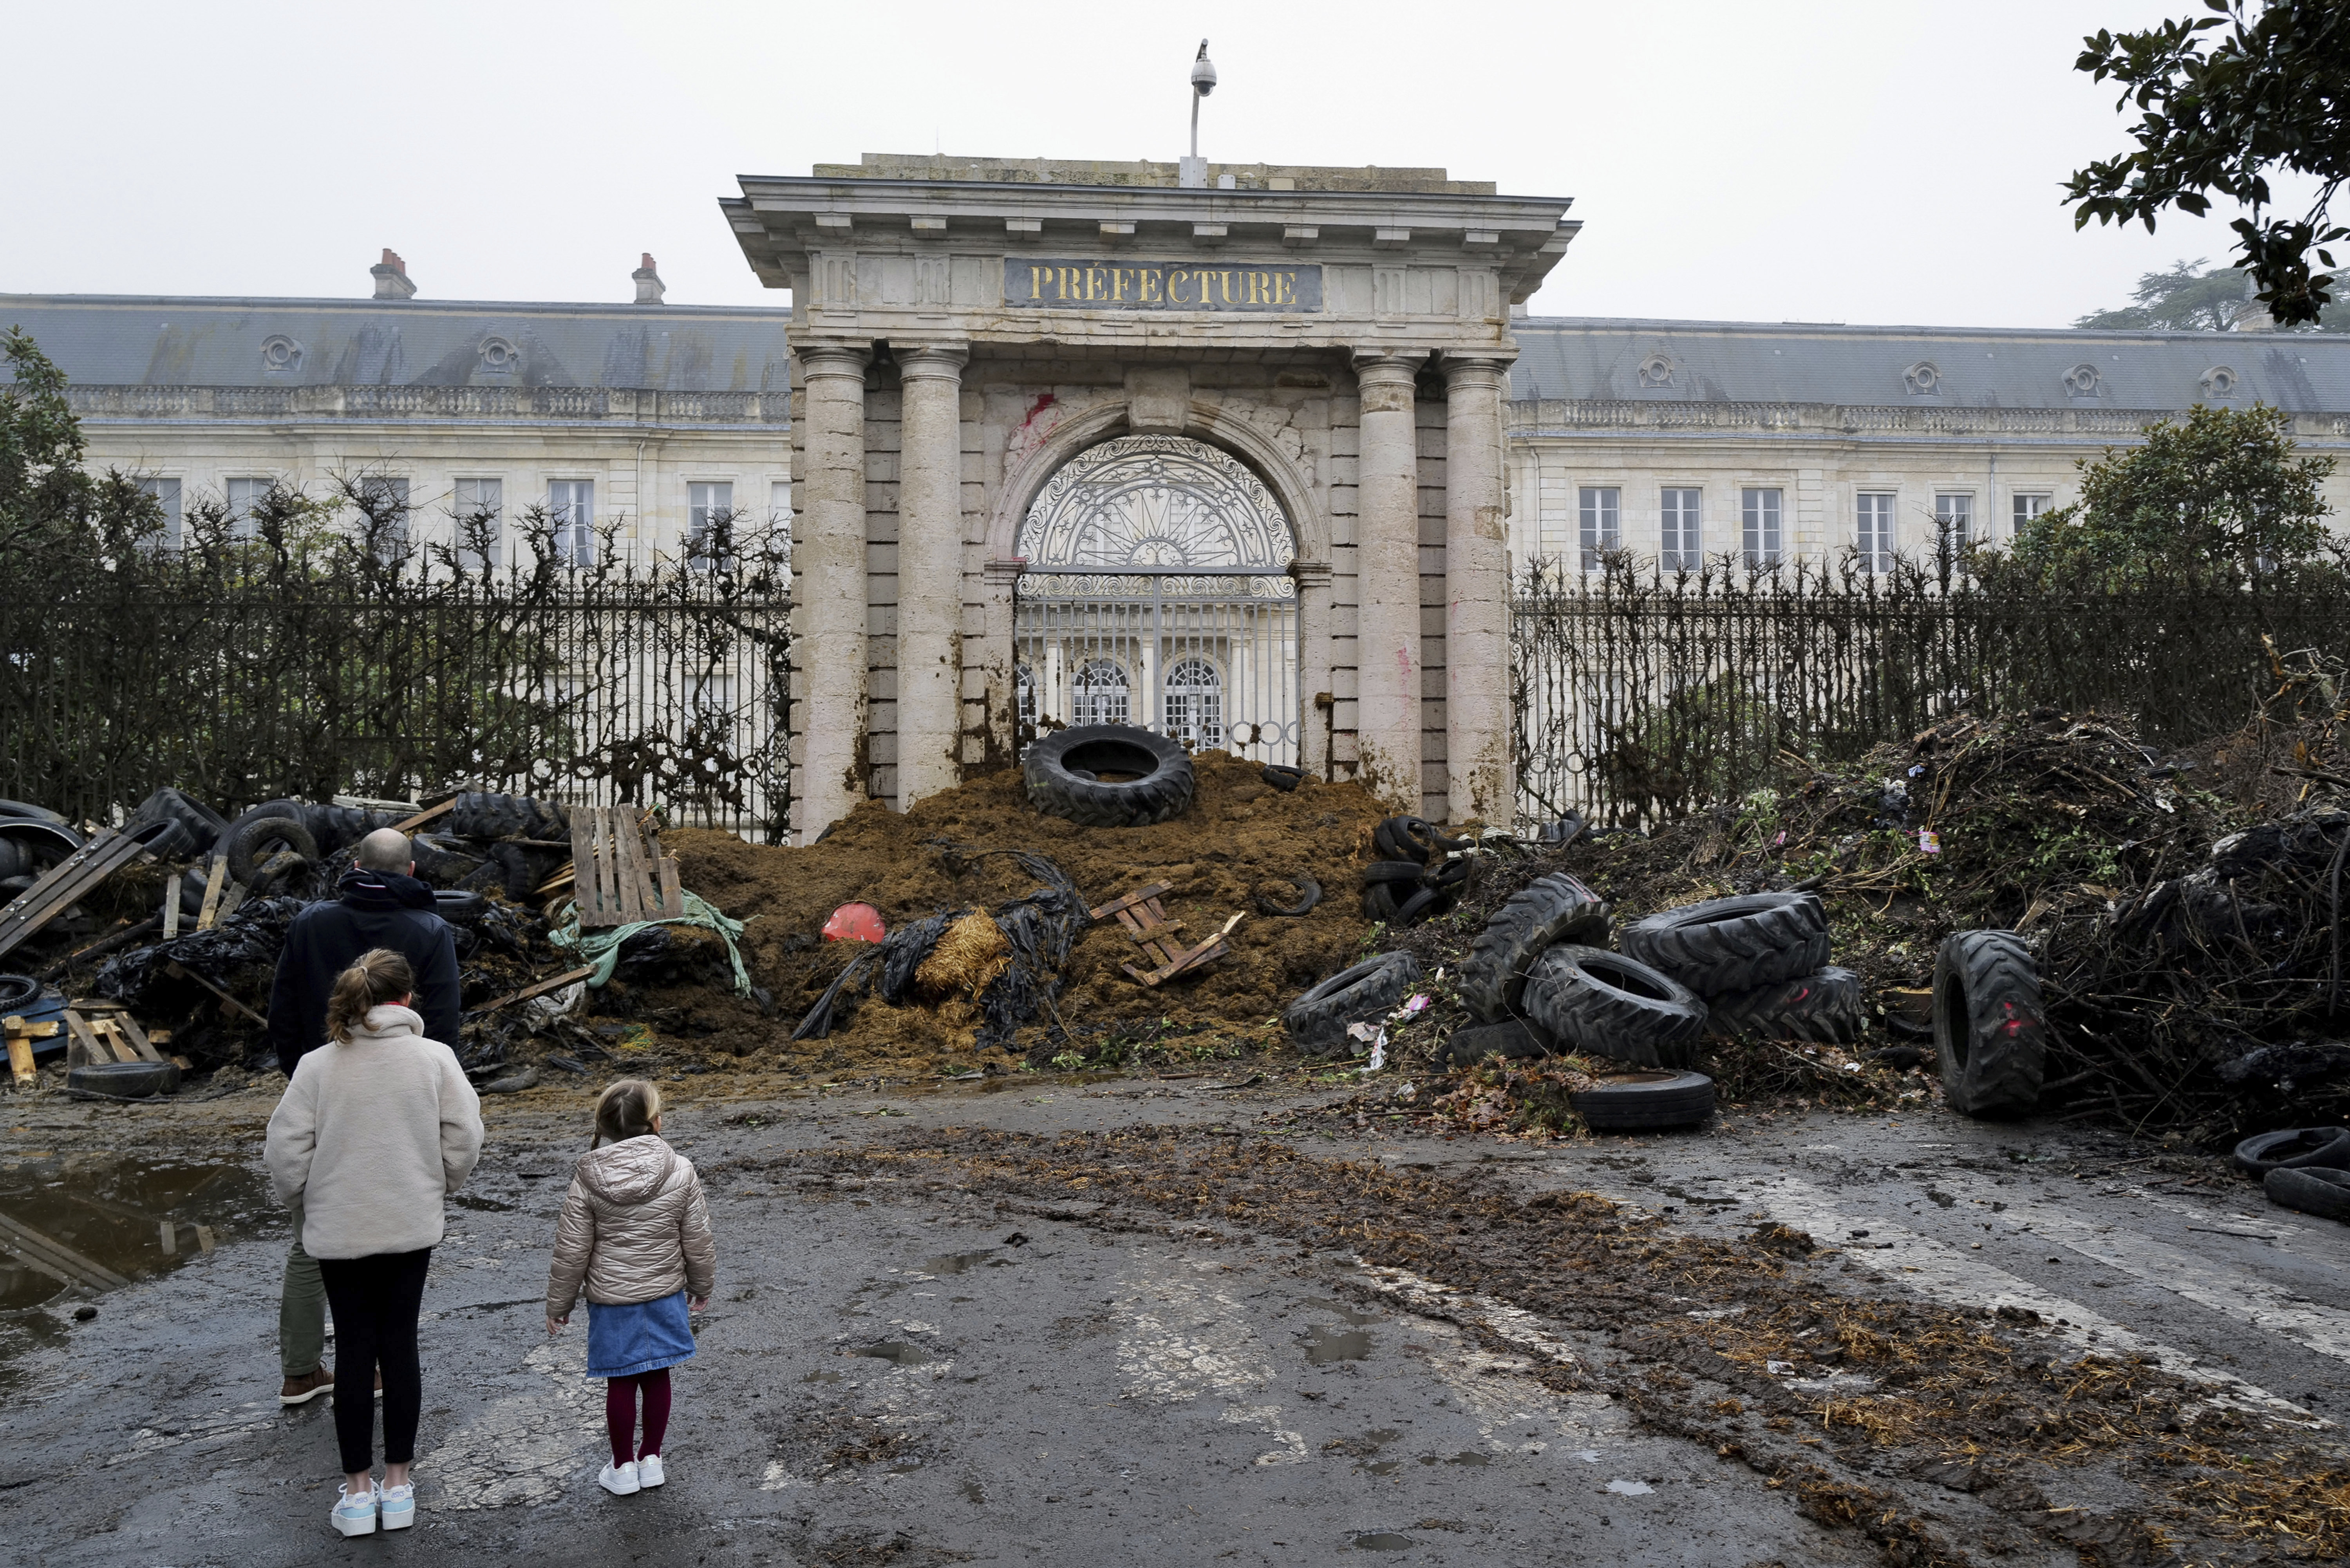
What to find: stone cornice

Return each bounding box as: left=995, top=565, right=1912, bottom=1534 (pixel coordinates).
left=41, top=383, right=786, bottom=426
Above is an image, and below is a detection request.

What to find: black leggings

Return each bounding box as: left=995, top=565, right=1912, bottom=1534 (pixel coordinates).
left=316, top=1248, right=432, bottom=1474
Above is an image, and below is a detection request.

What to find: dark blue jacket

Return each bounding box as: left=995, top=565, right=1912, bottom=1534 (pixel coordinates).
left=267, top=868, right=462, bottom=1073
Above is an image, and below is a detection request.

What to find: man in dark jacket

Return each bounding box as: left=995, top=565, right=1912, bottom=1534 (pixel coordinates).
left=266, top=829, right=461, bottom=1073
left=265, top=826, right=463, bottom=1405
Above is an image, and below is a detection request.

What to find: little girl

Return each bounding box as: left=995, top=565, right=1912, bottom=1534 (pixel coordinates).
left=545, top=1079, right=717, bottom=1496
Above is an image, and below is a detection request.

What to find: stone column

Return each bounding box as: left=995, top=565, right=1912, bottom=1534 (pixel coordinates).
left=1350, top=351, right=1423, bottom=812
left=894, top=343, right=969, bottom=807
left=1444, top=354, right=1513, bottom=826
left=795, top=342, right=872, bottom=839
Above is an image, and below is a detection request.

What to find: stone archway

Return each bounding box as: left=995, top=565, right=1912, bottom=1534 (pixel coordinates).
left=1014, top=435, right=1301, bottom=763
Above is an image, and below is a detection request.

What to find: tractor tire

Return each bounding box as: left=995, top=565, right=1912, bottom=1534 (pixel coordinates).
left=1706, top=966, right=1867, bottom=1044
left=1620, top=892, right=1830, bottom=995
left=1458, top=871, right=1612, bottom=1023
left=1932, top=930, right=2048, bottom=1118
left=128, top=788, right=230, bottom=856
left=1570, top=1070, right=1716, bottom=1131
left=1521, top=945, right=1708, bottom=1071
left=1282, top=952, right=1420, bottom=1054
left=1023, top=725, right=1196, bottom=827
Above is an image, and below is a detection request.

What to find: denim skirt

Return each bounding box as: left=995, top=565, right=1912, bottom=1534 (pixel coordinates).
left=585, top=1289, right=695, bottom=1378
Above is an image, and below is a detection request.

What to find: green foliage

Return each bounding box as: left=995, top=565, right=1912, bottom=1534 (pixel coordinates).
left=2, top=327, right=166, bottom=562
left=2073, top=257, right=2350, bottom=333
left=1993, top=403, right=2338, bottom=588
left=2066, top=2, right=2350, bottom=327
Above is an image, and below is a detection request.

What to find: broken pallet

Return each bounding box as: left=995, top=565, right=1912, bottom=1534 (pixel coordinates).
left=568, top=806, right=683, bottom=929
left=1087, top=882, right=1240, bottom=986
left=0, top=822, right=173, bottom=965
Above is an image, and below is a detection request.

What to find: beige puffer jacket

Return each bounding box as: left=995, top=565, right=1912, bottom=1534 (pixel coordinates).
left=545, top=1135, right=716, bottom=1315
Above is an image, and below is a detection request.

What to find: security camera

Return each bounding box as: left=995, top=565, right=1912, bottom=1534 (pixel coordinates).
left=1191, top=40, right=1216, bottom=97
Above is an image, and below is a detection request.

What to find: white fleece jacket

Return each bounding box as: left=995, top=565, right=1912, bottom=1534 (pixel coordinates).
left=264, top=1004, right=484, bottom=1259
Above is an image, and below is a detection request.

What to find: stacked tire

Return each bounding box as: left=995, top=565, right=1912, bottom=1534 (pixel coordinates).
left=1359, top=815, right=1470, bottom=927
left=1621, top=893, right=1864, bottom=1049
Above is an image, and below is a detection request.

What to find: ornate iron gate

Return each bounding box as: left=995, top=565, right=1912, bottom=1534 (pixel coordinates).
left=1013, top=435, right=1301, bottom=764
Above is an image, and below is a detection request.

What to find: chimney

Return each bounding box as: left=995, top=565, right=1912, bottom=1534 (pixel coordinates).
left=632, top=252, right=665, bottom=305
left=371, top=248, right=417, bottom=300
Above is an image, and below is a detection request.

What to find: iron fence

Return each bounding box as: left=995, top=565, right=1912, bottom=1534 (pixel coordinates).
left=1512, top=556, right=2350, bottom=829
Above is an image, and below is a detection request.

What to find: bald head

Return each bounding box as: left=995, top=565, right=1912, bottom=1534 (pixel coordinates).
left=356, top=828, right=413, bottom=873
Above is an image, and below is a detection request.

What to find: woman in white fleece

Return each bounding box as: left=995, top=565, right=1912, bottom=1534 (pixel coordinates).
left=265, top=948, right=484, bottom=1539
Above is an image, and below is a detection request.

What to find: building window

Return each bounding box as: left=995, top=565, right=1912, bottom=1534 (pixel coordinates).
left=1934, top=493, right=1973, bottom=551
left=137, top=477, right=182, bottom=548
left=2012, top=493, right=2052, bottom=534
left=357, top=476, right=410, bottom=560
left=1741, top=487, right=1783, bottom=567
left=687, top=481, right=734, bottom=571
left=1015, top=664, right=1038, bottom=737
left=1072, top=658, right=1130, bottom=728
left=454, top=478, right=503, bottom=569
left=770, top=479, right=794, bottom=568
left=1856, top=493, right=1895, bottom=573
left=225, top=477, right=272, bottom=540
left=549, top=479, right=595, bottom=568
left=1661, top=488, right=1702, bottom=570
left=1164, top=657, right=1224, bottom=750
left=1577, top=486, right=1620, bottom=569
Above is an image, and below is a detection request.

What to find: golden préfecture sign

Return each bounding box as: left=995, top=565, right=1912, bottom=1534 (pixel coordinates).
left=1005, top=260, right=1323, bottom=313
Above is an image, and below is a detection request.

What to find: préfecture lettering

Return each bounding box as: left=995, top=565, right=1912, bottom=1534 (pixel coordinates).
left=1005, top=259, right=1322, bottom=313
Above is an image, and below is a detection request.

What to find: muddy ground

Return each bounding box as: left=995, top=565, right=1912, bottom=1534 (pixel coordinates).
left=3, top=1076, right=2345, bottom=1566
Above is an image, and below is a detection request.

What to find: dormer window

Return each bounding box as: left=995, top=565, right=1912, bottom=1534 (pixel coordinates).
left=478, top=336, right=518, bottom=374
left=1637, top=352, right=1676, bottom=388
left=1903, top=361, right=1941, bottom=396
left=2200, top=365, right=2239, bottom=398
left=260, top=335, right=304, bottom=374
left=2062, top=363, right=2102, bottom=399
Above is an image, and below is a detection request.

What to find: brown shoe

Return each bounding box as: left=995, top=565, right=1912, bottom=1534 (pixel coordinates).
left=279, top=1365, right=334, bottom=1405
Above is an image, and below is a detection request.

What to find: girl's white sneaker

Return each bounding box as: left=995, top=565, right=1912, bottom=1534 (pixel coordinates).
left=636, top=1454, right=665, bottom=1488
left=379, top=1482, right=415, bottom=1530
left=331, top=1481, right=379, bottom=1536
left=598, top=1461, right=641, bottom=1496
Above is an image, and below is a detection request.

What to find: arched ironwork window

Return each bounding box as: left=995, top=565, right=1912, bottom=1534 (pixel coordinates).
left=1014, top=663, right=1038, bottom=738
left=1071, top=658, right=1130, bottom=728
left=1163, top=657, right=1223, bottom=750
left=1016, top=434, right=1294, bottom=599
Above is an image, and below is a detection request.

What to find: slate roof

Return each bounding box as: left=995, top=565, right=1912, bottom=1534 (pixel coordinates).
left=0, top=294, right=796, bottom=393
left=1510, top=317, right=2350, bottom=413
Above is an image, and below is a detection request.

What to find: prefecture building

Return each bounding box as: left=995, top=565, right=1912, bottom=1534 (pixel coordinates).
left=10, top=154, right=2350, bottom=836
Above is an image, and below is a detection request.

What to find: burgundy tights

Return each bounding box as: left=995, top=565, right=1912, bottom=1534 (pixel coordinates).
left=605, top=1369, right=672, bottom=1465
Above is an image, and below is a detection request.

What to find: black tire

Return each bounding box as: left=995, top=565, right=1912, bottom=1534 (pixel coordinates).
left=1024, top=725, right=1196, bottom=827
left=1620, top=892, right=1830, bottom=995
left=303, top=805, right=395, bottom=854
left=1459, top=872, right=1612, bottom=1023
left=1362, top=883, right=1401, bottom=922
left=2233, top=1126, right=2350, bottom=1177
left=411, top=834, right=486, bottom=887
left=1570, top=1070, right=1716, bottom=1131
left=1534, top=812, right=1587, bottom=849
left=0, top=973, right=40, bottom=1013
left=1522, top=945, right=1708, bottom=1071
left=2264, top=1165, right=2350, bottom=1223
left=0, top=818, right=86, bottom=872
left=128, top=788, right=230, bottom=856
left=1392, top=887, right=1443, bottom=926
left=1372, top=816, right=1470, bottom=865
left=1423, top=858, right=1471, bottom=892
left=1707, top=966, right=1867, bottom=1044
left=1442, top=1018, right=1554, bottom=1066
left=67, top=1059, right=180, bottom=1099
left=1253, top=876, right=1321, bottom=918
left=0, top=800, right=67, bottom=823
left=226, top=815, right=320, bottom=890
left=1283, top=952, right=1420, bottom=1053
left=1360, top=860, right=1426, bottom=886
left=1263, top=764, right=1306, bottom=793
left=434, top=889, right=489, bottom=923
left=1932, top=930, right=2048, bottom=1118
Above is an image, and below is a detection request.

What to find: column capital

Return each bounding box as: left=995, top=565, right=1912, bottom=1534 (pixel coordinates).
left=1441, top=352, right=1515, bottom=392
left=797, top=341, right=871, bottom=379
left=897, top=343, right=971, bottom=381
left=1289, top=559, right=1332, bottom=584
left=1350, top=349, right=1423, bottom=387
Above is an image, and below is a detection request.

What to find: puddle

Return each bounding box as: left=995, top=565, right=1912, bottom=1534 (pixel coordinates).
left=1350, top=1534, right=1414, bottom=1551
left=1299, top=1322, right=1374, bottom=1364
left=801, top=1370, right=844, bottom=1384
left=1607, top=1478, right=1654, bottom=1496
left=857, top=1340, right=930, bottom=1367
left=1419, top=1450, right=1489, bottom=1466
left=0, top=1154, right=274, bottom=1391
left=451, top=1193, right=517, bottom=1212
left=960, top=1479, right=987, bottom=1504
left=1361, top=1460, right=1399, bottom=1475
left=916, top=1250, right=995, bottom=1276
left=1303, top=1297, right=1386, bottom=1327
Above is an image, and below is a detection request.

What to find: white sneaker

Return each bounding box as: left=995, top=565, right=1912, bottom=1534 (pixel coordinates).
left=331, top=1480, right=378, bottom=1537
left=379, top=1482, right=415, bottom=1530
left=636, top=1454, right=664, bottom=1488
left=598, top=1461, right=640, bottom=1496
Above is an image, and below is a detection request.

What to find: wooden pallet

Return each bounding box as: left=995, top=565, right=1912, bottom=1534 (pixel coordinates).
left=0, top=824, right=169, bottom=965
left=1087, top=882, right=1241, bottom=986
left=568, top=806, right=684, bottom=929
left=62, top=1001, right=168, bottom=1070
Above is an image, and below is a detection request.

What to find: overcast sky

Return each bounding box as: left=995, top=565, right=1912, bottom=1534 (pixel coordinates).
left=1, top=0, right=2283, bottom=328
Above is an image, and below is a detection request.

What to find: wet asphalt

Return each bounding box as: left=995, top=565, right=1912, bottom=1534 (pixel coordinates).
left=2, top=1075, right=2344, bottom=1566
